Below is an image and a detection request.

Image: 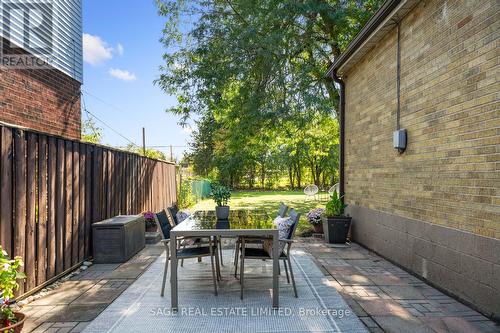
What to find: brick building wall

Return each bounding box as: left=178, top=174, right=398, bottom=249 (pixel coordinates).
left=0, top=39, right=81, bottom=140
left=342, top=0, right=499, bottom=318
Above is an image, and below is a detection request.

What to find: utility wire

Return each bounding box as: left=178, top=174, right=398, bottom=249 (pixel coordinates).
left=81, top=93, right=138, bottom=146
left=82, top=89, right=130, bottom=115
left=146, top=145, right=190, bottom=148
left=115, top=145, right=190, bottom=150
left=81, top=90, right=190, bottom=151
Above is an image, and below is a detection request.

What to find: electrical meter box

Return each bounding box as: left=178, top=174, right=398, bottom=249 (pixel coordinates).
left=393, top=129, right=407, bottom=150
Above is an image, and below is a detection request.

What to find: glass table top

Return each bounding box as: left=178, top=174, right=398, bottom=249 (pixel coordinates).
left=173, top=210, right=277, bottom=231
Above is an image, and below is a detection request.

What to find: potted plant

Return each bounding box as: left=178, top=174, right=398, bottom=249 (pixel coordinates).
left=211, top=184, right=231, bottom=220
left=143, top=211, right=157, bottom=232
left=306, top=208, right=325, bottom=234
left=0, top=247, right=26, bottom=332
left=322, top=190, right=352, bottom=244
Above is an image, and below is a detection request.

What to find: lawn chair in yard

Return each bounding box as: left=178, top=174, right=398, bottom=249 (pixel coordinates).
left=328, top=183, right=339, bottom=197
left=236, top=209, right=301, bottom=299
left=233, top=202, right=289, bottom=267
left=155, top=210, right=220, bottom=297
left=304, top=184, right=319, bottom=201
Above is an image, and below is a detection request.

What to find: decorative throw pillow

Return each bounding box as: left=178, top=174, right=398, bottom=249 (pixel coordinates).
left=176, top=210, right=190, bottom=223
left=262, top=216, right=292, bottom=257
left=172, top=210, right=197, bottom=245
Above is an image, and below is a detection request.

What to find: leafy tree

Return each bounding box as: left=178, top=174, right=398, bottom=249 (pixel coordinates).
left=188, top=113, right=216, bottom=177
left=156, top=0, right=383, bottom=188
left=156, top=0, right=383, bottom=122
left=81, top=116, right=102, bottom=144
left=124, top=144, right=167, bottom=160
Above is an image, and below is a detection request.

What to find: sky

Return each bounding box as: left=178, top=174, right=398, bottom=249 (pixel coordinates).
left=82, top=0, right=192, bottom=160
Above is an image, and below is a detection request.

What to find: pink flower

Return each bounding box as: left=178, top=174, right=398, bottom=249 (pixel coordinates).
left=143, top=211, right=155, bottom=220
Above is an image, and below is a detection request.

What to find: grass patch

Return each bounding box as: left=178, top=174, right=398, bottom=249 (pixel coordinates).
left=191, top=190, right=328, bottom=235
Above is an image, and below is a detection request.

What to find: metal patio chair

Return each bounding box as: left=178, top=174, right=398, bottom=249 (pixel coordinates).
left=166, top=205, right=211, bottom=267
left=236, top=209, right=301, bottom=299
left=233, top=202, right=289, bottom=267
left=156, top=210, right=220, bottom=297
left=166, top=205, right=180, bottom=225
left=167, top=205, right=223, bottom=271
left=304, top=184, right=319, bottom=200
left=277, top=202, right=289, bottom=218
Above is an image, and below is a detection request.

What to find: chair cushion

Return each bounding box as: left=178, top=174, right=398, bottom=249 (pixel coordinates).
left=242, top=247, right=286, bottom=258
left=262, top=216, right=292, bottom=257
left=156, top=210, right=172, bottom=239
left=177, top=245, right=217, bottom=258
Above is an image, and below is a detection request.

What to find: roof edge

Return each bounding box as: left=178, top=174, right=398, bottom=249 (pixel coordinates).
left=326, top=0, right=403, bottom=78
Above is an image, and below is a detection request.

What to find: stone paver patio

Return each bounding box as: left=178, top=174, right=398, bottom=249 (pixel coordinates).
left=22, top=245, right=165, bottom=332
left=298, top=239, right=500, bottom=333
left=21, top=238, right=500, bottom=333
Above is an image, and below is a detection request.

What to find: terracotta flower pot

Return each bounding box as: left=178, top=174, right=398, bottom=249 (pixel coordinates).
left=145, top=224, right=157, bottom=232
left=313, top=223, right=324, bottom=234
left=2, top=312, right=26, bottom=333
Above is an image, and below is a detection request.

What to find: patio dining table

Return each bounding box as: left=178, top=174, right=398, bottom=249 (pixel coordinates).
left=170, top=210, right=280, bottom=310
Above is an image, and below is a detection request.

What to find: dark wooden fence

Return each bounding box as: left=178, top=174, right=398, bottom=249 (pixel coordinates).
left=0, top=124, right=177, bottom=296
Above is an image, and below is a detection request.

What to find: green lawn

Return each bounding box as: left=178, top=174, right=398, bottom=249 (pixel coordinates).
left=191, top=190, right=328, bottom=235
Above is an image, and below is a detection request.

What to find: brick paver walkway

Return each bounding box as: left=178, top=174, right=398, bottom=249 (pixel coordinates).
left=21, top=238, right=499, bottom=332
left=295, top=238, right=500, bottom=333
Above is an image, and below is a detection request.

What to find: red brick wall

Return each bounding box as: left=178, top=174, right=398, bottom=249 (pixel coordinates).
left=0, top=40, right=81, bottom=140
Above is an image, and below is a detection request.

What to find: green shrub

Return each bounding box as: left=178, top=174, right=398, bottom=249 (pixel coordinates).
left=325, top=190, right=347, bottom=217
left=178, top=179, right=195, bottom=208
left=0, top=246, right=26, bottom=327
left=211, top=184, right=231, bottom=206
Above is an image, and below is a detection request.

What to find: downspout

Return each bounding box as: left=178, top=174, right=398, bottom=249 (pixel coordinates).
left=330, top=71, right=345, bottom=201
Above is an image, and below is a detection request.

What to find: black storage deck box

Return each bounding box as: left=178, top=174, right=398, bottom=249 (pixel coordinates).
left=92, top=215, right=145, bottom=263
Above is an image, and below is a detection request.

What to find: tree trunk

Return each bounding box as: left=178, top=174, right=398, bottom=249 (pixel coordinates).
left=259, top=165, right=265, bottom=188
left=248, top=167, right=255, bottom=189
left=315, top=165, right=322, bottom=187
left=288, top=166, right=295, bottom=189
left=295, top=162, right=302, bottom=188
left=309, top=159, right=318, bottom=186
